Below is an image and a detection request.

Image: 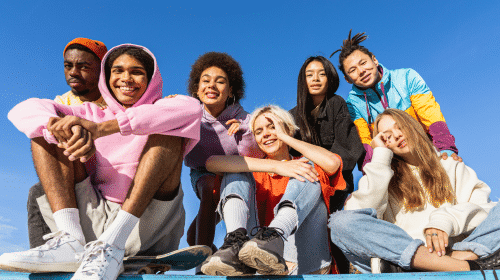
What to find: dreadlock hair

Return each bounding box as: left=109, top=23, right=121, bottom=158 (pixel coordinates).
left=330, top=29, right=374, bottom=77
left=296, top=56, right=340, bottom=145
left=373, top=109, right=455, bottom=212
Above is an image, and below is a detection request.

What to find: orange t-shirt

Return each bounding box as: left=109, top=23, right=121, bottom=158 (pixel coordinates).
left=252, top=155, right=345, bottom=227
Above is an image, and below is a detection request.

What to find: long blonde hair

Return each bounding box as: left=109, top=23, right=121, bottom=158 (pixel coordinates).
left=373, top=109, right=455, bottom=211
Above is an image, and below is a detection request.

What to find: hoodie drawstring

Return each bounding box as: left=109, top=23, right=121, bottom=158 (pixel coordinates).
left=363, top=82, right=389, bottom=126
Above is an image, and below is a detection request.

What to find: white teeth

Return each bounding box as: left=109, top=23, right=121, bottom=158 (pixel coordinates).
left=120, top=87, right=135, bottom=91
left=264, top=140, right=275, bottom=145
left=399, top=140, right=406, bottom=148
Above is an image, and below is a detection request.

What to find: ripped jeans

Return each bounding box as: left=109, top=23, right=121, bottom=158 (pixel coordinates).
left=218, top=171, right=331, bottom=274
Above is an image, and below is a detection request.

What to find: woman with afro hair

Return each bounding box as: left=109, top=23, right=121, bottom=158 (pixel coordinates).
left=184, top=52, right=263, bottom=259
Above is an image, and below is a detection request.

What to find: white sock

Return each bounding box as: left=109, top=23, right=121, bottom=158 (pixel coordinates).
left=98, top=210, right=139, bottom=249
left=223, top=197, right=248, bottom=233
left=269, top=206, right=298, bottom=238
left=53, top=208, right=85, bottom=245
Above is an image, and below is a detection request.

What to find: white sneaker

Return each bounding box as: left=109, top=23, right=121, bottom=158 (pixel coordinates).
left=71, top=240, right=125, bottom=280
left=0, top=230, right=84, bottom=272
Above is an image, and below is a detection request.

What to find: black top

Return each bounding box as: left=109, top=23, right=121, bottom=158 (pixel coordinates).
left=290, top=94, right=365, bottom=211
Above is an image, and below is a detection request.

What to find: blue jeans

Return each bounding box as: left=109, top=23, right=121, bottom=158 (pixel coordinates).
left=218, top=171, right=331, bottom=274
left=329, top=204, right=500, bottom=273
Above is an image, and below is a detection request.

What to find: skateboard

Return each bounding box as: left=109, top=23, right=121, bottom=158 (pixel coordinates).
left=123, top=245, right=212, bottom=274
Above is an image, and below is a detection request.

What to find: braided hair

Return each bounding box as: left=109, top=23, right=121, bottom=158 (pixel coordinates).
left=330, top=30, right=374, bottom=76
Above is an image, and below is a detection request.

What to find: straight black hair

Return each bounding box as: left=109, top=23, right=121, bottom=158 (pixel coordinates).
left=296, top=56, right=340, bottom=144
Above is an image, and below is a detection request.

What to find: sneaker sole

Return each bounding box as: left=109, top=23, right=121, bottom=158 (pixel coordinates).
left=238, top=241, right=287, bottom=275
left=201, top=256, right=253, bottom=276
left=0, top=261, right=80, bottom=273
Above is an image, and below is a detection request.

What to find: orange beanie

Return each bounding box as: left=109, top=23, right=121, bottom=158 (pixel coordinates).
left=63, top=38, right=108, bottom=61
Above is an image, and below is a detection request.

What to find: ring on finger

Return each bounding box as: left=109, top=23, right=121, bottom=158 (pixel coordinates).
left=431, top=233, right=438, bottom=237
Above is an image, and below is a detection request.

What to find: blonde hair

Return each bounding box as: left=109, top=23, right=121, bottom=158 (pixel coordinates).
left=250, top=105, right=299, bottom=137
left=373, top=109, right=455, bottom=211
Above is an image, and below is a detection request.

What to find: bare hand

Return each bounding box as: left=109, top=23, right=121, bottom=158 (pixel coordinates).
left=273, top=158, right=319, bottom=182
left=263, top=113, right=287, bottom=140
left=424, top=228, right=449, bottom=256
left=47, top=116, right=100, bottom=142
left=370, top=132, right=387, bottom=149
left=226, top=119, right=241, bottom=136
left=47, top=117, right=71, bottom=144
left=441, top=152, right=463, bottom=162
left=164, top=94, right=178, bottom=99
left=63, top=125, right=96, bottom=162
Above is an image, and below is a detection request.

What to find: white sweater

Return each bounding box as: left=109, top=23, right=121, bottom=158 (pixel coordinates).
left=345, top=147, right=496, bottom=243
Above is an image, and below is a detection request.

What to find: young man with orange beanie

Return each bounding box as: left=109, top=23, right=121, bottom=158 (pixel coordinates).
left=26, top=38, right=108, bottom=248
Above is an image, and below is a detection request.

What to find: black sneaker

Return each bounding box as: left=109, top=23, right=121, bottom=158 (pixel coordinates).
left=201, top=228, right=256, bottom=276
left=371, top=258, right=421, bottom=273
left=238, top=227, right=288, bottom=275
left=467, top=247, right=500, bottom=280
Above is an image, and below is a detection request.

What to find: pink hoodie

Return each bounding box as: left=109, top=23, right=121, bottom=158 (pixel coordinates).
left=8, top=44, right=202, bottom=203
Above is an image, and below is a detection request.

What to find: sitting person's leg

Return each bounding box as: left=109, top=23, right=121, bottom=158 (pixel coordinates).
left=329, top=208, right=473, bottom=273
left=329, top=208, right=423, bottom=273
left=451, top=202, right=500, bottom=270
left=239, top=176, right=323, bottom=275
left=287, top=195, right=331, bottom=275
left=188, top=174, right=218, bottom=250
left=0, top=137, right=88, bottom=272
left=201, top=172, right=257, bottom=276
left=27, top=182, right=52, bottom=248
left=72, top=134, right=185, bottom=279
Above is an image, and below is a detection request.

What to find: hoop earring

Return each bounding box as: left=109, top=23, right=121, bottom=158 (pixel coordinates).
left=226, top=95, right=235, bottom=106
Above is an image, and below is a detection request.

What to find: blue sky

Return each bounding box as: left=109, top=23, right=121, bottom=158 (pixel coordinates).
left=1, top=0, right=499, bottom=274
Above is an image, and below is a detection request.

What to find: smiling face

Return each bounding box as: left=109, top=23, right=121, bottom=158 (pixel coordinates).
left=64, top=49, right=101, bottom=99
left=252, top=113, right=289, bottom=160
left=377, top=115, right=412, bottom=160
left=343, top=49, right=381, bottom=89
left=305, top=60, right=328, bottom=103
left=196, top=66, right=232, bottom=118
left=109, top=54, right=149, bottom=108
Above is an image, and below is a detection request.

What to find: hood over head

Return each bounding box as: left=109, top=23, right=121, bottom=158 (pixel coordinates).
left=98, top=44, right=162, bottom=113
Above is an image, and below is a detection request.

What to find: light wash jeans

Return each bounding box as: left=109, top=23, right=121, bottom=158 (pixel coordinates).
left=329, top=204, right=500, bottom=273
left=218, top=170, right=331, bottom=274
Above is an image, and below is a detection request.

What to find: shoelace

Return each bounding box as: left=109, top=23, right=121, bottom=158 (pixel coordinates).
left=78, top=240, right=112, bottom=277
left=250, top=226, right=287, bottom=242
left=33, top=231, right=68, bottom=255
left=477, top=267, right=498, bottom=280
left=220, top=230, right=249, bottom=250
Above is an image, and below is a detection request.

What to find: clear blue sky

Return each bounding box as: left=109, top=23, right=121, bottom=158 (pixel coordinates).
left=1, top=0, right=499, bottom=274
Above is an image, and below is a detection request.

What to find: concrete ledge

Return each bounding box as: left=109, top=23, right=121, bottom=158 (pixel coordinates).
left=0, top=270, right=494, bottom=279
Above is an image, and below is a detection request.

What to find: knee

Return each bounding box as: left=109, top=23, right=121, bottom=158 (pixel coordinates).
left=146, top=134, right=184, bottom=157
left=197, top=176, right=217, bottom=200
left=328, top=210, right=362, bottom=241
left=28, top=182, right=45, bottom=202
left=220, top=172, right=254, bottom=198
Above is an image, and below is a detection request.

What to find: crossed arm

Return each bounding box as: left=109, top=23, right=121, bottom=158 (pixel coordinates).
left=46, top=116, right=120, bottom=162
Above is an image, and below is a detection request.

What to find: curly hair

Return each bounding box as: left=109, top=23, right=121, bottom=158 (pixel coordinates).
left=187, top=52, right=245, bottom=103
left=330, top=30, right=374, bottom=76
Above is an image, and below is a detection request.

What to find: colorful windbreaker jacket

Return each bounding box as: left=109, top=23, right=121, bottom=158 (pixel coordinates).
left=9, top=44, right=202, bottom=204
left=346, top=64, right=458, bottom=165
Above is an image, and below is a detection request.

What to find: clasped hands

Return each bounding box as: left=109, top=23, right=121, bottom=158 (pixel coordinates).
left=47, top=115, right=99, bottom=163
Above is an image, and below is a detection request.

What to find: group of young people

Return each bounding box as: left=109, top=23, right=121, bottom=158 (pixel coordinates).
left=0, top=30, right=498, bottom=280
